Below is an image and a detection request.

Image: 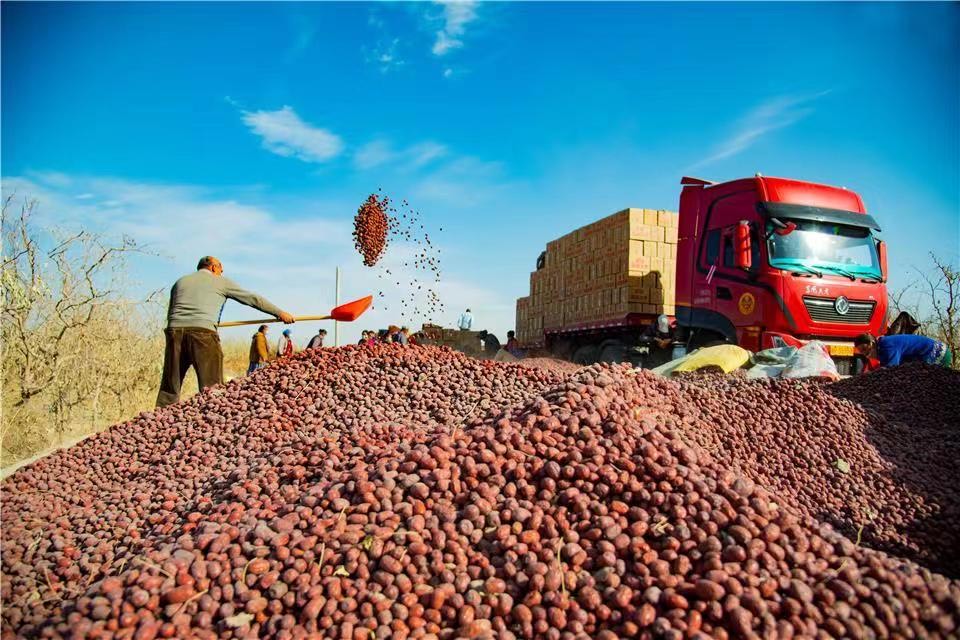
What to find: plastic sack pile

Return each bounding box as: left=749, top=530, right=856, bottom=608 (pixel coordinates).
left=654, top=342, right=840, bottom=380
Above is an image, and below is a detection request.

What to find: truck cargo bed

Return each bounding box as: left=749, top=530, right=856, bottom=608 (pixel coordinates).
left=517, top=207, right=679, bottom=344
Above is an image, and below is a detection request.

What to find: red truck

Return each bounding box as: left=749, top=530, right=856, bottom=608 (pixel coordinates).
left=518, top=174, right=889, bottom=374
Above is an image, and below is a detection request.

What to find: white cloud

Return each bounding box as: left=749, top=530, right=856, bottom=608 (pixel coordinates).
left=407, top=142, right=448, bottom=168
left=31, top=171, right=74, bottom=188
left=412, top=156, right=504, bottom=206
left=353, top=140, right=448, bottom=171
left=432, top=32, right=459, bottom=57
left=364, top=11, right=405, bottom=73
left=2, top=172, right=515, bottom=343
left=377, top=39, right=405, bottom=73
left=285, top=14, right=316, bottom=63
left=364, top=37, right=405, bottom=74
left=431, top=0, right=479, bottom=56
left=692, top=92, right=830, bottom=169
left=354, top=140, right=397, bottom=170
left=3, top=174, right=350, bottom=259
left=241, top=106, right=343, bottom=163
left=365, top=3, right=481, bottom=72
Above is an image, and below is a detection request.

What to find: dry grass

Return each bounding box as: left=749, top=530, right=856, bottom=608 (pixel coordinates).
left=0, top=196, right=271, bottom=474
left=1, top=337, right=250, bottom=473
left=222, top=339, right=250, bottom=381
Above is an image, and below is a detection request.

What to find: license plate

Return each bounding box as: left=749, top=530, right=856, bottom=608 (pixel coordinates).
left=828, top=344, right=854, bottom=357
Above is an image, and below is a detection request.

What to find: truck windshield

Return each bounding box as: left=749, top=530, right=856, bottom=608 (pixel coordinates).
left=766, top=219, right=881, bottom=279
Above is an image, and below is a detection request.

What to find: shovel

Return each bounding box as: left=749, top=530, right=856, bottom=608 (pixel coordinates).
left=217, top=295, right=373, bottom=328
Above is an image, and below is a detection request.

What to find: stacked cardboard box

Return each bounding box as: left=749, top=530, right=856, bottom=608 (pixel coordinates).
left=516, top=208, right=678, bottom=344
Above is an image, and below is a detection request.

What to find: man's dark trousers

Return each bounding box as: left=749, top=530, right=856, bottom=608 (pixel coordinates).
left=156, top=327, right=224, bottom=407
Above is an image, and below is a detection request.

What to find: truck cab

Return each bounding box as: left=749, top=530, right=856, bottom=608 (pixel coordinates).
left=675, top=175, right=888, bottom=373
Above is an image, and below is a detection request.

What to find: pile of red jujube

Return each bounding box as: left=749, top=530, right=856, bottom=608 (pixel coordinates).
left=2, top=347, right=958, bottom=639
left=674, top=364, right=960, bottom=579
left=515, top=358, right=582, bottom=376
left=829, top=362, right=959, bottom=439
left=353, top=194, right=391, bottom=267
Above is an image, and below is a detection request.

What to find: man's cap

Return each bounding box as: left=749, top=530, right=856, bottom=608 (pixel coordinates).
left=283, top=329, right=292, bottom=336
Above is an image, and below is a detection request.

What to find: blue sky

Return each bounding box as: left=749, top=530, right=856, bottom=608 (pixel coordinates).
left=3, top=1, right=958, bottom=343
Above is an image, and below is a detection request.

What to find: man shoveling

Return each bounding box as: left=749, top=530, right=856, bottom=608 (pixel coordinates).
left=156, top=256, right=294, bottom=407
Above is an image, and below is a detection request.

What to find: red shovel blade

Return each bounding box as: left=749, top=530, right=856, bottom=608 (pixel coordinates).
left=330, top=295, right=373, bottom=322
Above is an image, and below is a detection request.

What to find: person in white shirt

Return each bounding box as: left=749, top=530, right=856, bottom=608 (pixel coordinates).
left=458, top=308, right=474, bottom=331
left=276, top=329, right=295, bottom=358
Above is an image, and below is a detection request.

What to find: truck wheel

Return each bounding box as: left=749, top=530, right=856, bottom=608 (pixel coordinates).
left=572, top=344, right=600, bottom=365
left=687, top=329, right=727, bottom=351
left=551, top=339, right=574, bottom=361
left=598, top=340, right=628, bottom=364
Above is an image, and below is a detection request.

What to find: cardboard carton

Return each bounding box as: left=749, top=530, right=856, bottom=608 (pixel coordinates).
left=516, top=205, right=679, bottom=341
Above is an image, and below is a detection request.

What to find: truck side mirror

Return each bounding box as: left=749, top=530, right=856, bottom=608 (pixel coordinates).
left=765, top=217, right=796, bottom=239
left=878, top=240, right=888, bottom=281
left=774, top=221, right=797, bottom=236
left=735, top=221, right=752, bottom=270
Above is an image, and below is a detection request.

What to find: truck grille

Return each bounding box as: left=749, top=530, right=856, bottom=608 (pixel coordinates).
left=803, top=296, right=875, bottom=324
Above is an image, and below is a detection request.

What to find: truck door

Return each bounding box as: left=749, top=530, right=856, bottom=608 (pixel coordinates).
left=694, top=189, right=764, bottom=346
left=685, top=224, right=725, bottom=341
left=714, top=224, right=764, bottom=346
left=697, top=228, right=721, bottom=310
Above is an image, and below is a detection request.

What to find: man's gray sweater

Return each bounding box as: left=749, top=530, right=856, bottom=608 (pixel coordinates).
left=166, top=269, right=283, bottom=331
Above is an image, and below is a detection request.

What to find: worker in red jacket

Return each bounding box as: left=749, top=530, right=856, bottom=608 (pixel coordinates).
left=276, top=329, right=295, bottom=358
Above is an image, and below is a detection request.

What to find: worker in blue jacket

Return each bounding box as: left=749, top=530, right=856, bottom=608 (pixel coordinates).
left=854, top=333, right=952, bottom=369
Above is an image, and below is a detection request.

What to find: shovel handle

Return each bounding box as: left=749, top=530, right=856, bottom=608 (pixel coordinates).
left=218, top=314, right=333, bottom=328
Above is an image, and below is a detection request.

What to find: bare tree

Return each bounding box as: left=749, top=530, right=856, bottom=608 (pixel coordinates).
left=915, top=253, right=959, bottom=363
left=888, top=253, right=959, bottom=368
left=888, top=280, right=919, bottom=321
left=1, top=194, right=161, bottom=461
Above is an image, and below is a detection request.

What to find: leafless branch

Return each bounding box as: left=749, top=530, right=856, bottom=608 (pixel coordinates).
left=908, top=253, right=959, bottom=367
left=2, top=194, right=165, bottom=458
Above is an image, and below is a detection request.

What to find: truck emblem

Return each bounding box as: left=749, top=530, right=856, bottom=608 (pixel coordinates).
left=834, top=296, right=850, bottom=315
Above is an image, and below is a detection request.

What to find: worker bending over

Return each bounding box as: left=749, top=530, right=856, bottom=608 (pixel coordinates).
left=478, top=330, right=501, bottom=357
left=307, top=329, right=328, bottom=349
left=643, top=314, right=675, bottom=367
left=156, top=256, right=293, bottom=407
left=854, top=333, right=952, bottom=369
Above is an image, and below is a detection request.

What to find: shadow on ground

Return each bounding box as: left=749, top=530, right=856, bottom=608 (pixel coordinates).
left=827, top=364, right=960, bottom=578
